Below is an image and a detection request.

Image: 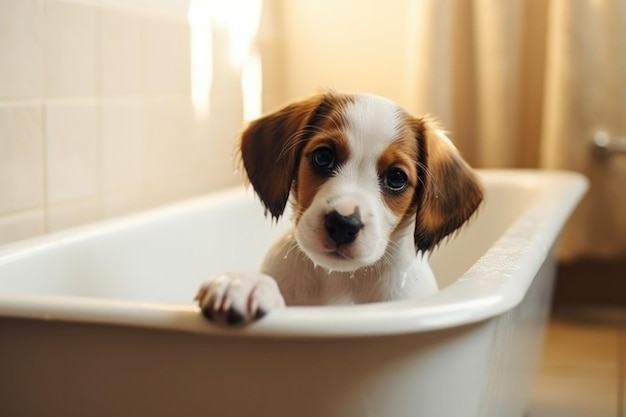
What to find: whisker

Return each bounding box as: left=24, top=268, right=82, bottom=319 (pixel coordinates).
left=277, top=125, right=333, bottom=161
left=276, top=111, right=346, bottom=162
left=416, top=162, right=444, bottom=197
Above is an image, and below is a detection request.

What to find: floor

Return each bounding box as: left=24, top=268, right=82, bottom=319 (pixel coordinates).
left=528, top=308, right=626, bottom=417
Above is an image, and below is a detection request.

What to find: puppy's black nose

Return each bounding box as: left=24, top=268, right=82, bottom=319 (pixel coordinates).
left=325, top=211, right=363, bottom=246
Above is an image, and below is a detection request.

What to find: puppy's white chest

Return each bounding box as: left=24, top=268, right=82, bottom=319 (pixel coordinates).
left=260, top=231, right=438, bottom=305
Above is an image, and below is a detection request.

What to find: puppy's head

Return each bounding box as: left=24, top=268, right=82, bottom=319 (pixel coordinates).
left=240, top=92, right=483, bottom=272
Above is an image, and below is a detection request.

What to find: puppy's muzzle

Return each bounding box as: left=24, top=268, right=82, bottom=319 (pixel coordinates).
left=325, top=211, right=363, bottom=246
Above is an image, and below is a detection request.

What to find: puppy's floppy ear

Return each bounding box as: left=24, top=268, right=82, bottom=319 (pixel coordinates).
left=240, top=93, right=334, bottom=219
left=412, top=119, right=484, bottom=252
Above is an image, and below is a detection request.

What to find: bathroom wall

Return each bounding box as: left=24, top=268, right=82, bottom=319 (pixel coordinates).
left=0, top=0, right=253, bottom=245
left=264, top=0, right=417, bottom=110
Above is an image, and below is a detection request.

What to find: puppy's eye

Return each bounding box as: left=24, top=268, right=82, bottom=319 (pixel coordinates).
left=383, top=168, right=409, bottom=192
left=310, top=147, right=335, bottom=172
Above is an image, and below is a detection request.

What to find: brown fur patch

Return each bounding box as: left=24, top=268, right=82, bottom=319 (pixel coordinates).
left=295, top=130, right=351, bottom=221
left=376, top=132, right=419, bottom=230
left=408, top=116, right=484, bottom=252
left=240, top=92, right=353, bottom=219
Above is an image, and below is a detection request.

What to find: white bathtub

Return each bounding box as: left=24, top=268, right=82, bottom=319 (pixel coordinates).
left=0, top=170, right=587, bottom=417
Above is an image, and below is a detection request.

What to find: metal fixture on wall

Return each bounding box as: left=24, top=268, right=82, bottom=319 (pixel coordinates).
left=592, top=131, right=626, bottom=161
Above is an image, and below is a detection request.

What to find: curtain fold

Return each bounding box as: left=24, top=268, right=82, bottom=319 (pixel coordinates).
left=410, top=0, right=626, bottom=259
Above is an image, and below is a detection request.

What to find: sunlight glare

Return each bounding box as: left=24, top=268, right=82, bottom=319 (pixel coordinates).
left=188, top=0, right=213, bottom=119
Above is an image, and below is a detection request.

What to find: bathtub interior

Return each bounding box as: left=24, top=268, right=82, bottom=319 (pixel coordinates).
left=0, top=171, right=544, bottom=306
left=429, top=177, right=540, bottom=287
left=0, top=191, right=288, bottom=304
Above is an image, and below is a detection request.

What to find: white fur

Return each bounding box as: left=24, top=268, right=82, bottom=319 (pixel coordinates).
left=296, top=95, right=404, bottom=271
left=197, top=94, right=439, bottom=325
left=261, top=231, right=437, bottom=306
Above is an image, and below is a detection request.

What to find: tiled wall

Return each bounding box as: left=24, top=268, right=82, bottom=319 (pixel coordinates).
left=0, top=0, right=246, bottom=245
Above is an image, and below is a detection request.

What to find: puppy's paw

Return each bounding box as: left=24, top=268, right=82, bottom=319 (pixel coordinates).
left=195, top=272, right=285, bottom=326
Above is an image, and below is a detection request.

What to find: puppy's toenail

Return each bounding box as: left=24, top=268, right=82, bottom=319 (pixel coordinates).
left=226, top=308, right=244, bottom=325
left=201, top=307, right=215, bottom=321
left=254, top=309, right=267, bottom=320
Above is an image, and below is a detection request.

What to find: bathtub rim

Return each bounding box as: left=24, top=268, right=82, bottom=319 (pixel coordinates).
left=0, top=169, right=588, bottom=338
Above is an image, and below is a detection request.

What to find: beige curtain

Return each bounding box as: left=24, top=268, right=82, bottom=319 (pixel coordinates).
left=410, top=0, right=626, bottom=260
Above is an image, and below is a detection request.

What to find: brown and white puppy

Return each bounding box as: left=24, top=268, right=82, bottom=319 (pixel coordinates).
left=195, top=92, right=483, bottom=325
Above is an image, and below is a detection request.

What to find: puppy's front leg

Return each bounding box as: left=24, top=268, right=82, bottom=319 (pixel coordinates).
left=195, top=273, right=286, bottom=325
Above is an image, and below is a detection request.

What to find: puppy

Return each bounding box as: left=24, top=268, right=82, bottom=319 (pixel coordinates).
left=195, top=92, right=483, bottom=325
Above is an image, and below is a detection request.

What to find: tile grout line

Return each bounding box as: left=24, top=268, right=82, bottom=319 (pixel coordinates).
left=42, top=0, right=50, bottom=234
left=95, top=2, right=105, bottom=222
